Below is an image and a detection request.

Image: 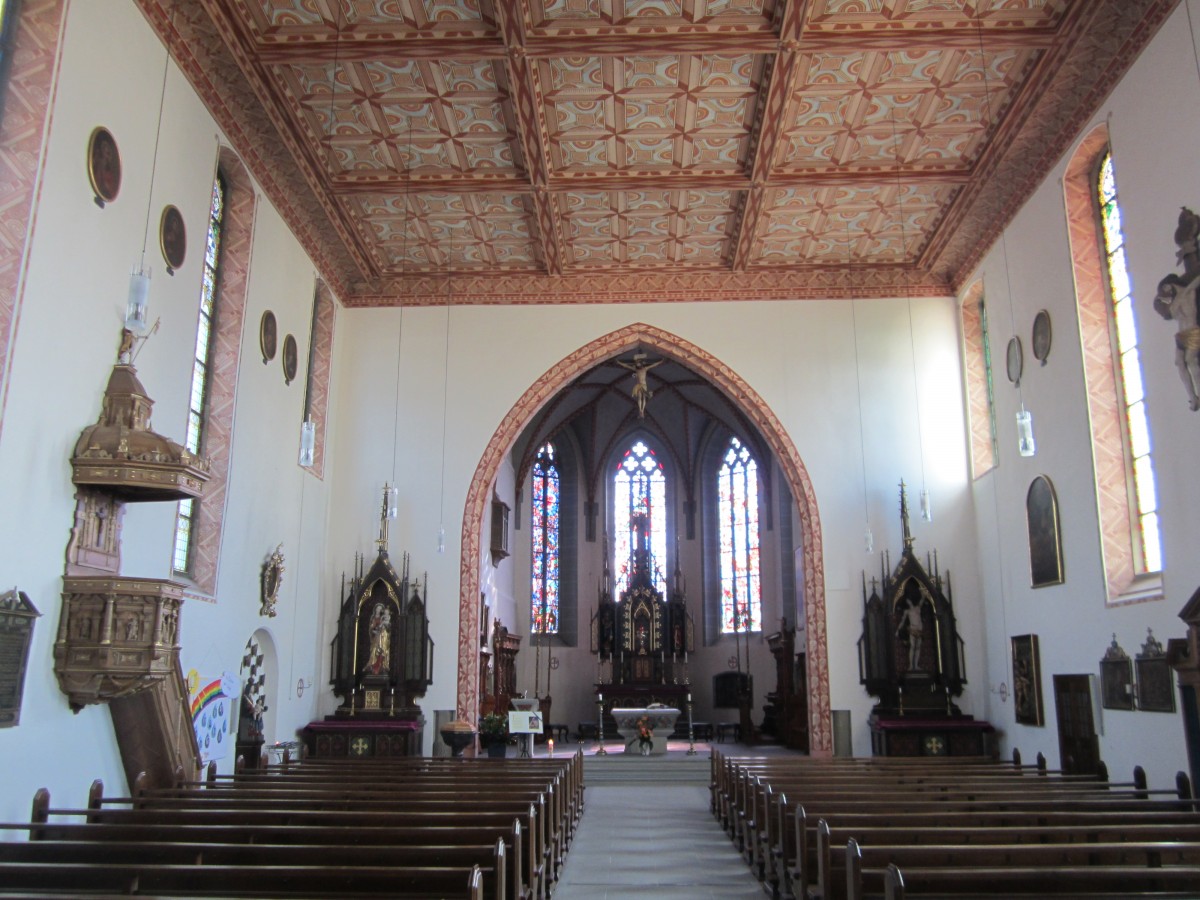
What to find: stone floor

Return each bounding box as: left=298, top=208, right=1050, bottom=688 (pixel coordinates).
left=549, top=745, right=778, bottom=899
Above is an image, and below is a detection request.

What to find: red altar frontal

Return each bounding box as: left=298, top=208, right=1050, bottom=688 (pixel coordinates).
left=300, top=718, right=423, bottom=759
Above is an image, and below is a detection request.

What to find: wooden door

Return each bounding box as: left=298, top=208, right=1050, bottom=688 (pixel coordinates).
left=1053, top=674, right=1100, bottom=775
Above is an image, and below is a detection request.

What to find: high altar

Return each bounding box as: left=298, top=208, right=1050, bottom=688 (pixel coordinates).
left=301, top=489, right=433, bottom=758
left=591, top=510, right=694, bottom=732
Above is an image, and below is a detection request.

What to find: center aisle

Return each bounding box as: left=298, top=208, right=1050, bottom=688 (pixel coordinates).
left=552, top=781, right=766, bottom=899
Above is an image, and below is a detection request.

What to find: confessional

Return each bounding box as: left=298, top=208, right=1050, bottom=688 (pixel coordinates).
left=764, top=619, right=809, bottom=751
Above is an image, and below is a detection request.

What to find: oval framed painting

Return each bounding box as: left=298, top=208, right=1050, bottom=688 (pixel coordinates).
left=282, top=333, right=298, bottom=385
left=1006, top=336, right=1024, bottom=386
left=87, top=126, right=122, bottom=206
left=1032, top=310, right=1052, bottom=366
left=159, top=205, right=186, bottom=274
left=259, top=311, right=277, bottom=364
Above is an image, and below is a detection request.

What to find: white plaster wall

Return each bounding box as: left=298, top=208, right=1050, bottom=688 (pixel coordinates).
left=961, top=1, right=1200, bottom=789
left=6, top=0, right=1197, bottom=831
left=326, top=298, right=978, bottom=757
left=0, top=1, right=337, bottom=823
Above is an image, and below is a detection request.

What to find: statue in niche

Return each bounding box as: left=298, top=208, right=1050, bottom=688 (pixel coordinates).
left=364, top=602, right=391, bottom=676
left=895, top=582, right=932, bottom=672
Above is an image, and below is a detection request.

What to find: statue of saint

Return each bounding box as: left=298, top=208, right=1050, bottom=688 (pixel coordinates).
left=895, top=585, right=930, bottom=672
left=365, top=602, right=391, bottom=675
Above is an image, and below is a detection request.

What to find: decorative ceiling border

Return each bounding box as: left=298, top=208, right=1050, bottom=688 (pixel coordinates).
left=134, top=0, right=1179, bottom=306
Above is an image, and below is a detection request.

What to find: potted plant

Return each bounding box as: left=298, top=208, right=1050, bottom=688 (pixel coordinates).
left=479, top=712, right=510, bottom=758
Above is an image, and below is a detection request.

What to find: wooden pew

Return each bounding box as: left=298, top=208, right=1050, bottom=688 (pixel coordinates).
left=833, top=830, right=1200, bottom=899
left=4, top=818, right=528, bottom=900
left=779, top=798, right=1200, bottom=900
left=33, top=790, right=544, bottom=900
left=0, top=860, right=488, bottom=898
left=0, top=838, right=507, bottom=899
left=882, top=860, right=1200, bottom=899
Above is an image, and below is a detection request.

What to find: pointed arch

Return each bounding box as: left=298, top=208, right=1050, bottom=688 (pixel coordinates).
left=456, top=323, right=832, bottom=753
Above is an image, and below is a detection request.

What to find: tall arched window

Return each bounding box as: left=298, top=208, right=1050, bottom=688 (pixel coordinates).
left=173, top=174, right=225, bottom=575
left=614, top=439, right=666, bottom=595
left=719, top=436, right=761, bottom=633
left=1064, top=127, right=1162, bottom=602
left=961, top=281, right=998, bottom=478
left=530, top=443, right=560, bottom=635
left=1096, top=151, right=1162, bottom=574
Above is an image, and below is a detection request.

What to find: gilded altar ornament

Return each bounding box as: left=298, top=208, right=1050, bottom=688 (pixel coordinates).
left=261, top=544, right=284, bottom=617
left=1154, top=207, right=1200, bottom=410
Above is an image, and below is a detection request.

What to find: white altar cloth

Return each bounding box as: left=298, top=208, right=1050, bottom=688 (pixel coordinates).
left=611, top=707, right=680, bottom=755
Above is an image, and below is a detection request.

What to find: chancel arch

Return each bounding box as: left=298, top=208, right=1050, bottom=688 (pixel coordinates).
left=456, top=323, right=832, bottom=753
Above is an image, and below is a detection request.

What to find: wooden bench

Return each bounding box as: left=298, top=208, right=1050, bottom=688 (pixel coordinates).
left=834, top=830, right=1200, bottom=899
left=0, top=859, right=488, bottom=898
left=3, top=818, right=529, bottom=900
left=34, top=790, right=545, bottom=900
left=781, top=801, right=1200, bottom=900
left=882, top=861, right=1200, bottom=898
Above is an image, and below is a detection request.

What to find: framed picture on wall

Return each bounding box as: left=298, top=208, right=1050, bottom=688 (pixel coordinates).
left=87, top=126, right=121, bottom=206
left=1012, top=634, right=1044, bottom=726
left=1099, top=635, right=1134, bottom=711
left=1026, top=475, right=1064, bottom=588
left=1136, top=629, right=1175, bottom=713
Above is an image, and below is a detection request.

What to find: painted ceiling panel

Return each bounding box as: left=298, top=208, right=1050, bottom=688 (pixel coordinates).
left=148, top=0, right=1171, bottom=300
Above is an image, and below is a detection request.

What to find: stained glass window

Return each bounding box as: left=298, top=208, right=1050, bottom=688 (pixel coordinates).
left=979, top=296, right=999, bottom=465
left=531, top=443, right=560, bottom=634
left=1097, top=152, right=1162, bottom=573
left=0, top=0, right=19, bottom=125
left=173, top=175, right=225, bottom=575
left=614, top=440, right=666, bottom=595
left=719, top=437, right=761, bottom=633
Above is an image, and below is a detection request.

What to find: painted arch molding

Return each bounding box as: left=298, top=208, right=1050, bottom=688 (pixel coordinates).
left=455, top=323, right=831, bottom=754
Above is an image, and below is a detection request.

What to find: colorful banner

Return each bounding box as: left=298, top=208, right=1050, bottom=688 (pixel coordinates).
left=187, top=670, right=237, bottom=765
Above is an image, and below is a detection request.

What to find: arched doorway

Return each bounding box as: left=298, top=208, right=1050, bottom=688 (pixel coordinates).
left=455, top=323, right=832, bottom=753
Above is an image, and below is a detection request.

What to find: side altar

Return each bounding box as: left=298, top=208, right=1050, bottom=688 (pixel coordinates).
left=590, top=509, right=695, bottom=737
left=301, top=488, right=433, bottom=759
left=858, top=484, right=994, bottom=757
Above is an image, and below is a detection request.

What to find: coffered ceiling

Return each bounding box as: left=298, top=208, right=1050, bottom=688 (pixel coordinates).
left=141, top=0, right=1177, bottom=305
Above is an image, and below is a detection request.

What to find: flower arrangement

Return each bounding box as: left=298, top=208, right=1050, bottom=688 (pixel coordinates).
left=479, top=712, right=511, bottom=746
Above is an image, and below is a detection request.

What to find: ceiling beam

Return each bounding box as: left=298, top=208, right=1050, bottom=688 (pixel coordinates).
left=329, top=168, right=968, bottom=196
left=493, top=0, right=565, bottom=275
left=253, top=27, right=1059, bottom=65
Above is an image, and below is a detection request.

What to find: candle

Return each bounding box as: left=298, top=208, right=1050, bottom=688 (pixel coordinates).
left=548, top=739, right=554, bottom=757
left=687, top=693, right=692, bottom=703
left=599, top=693, right=603, bottom=702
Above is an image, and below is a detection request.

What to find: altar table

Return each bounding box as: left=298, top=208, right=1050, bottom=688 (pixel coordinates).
left=611, top=707, right=680, bottom=755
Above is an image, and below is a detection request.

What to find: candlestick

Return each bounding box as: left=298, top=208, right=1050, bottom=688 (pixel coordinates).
left=686, top=696, right=697, bottom=756
left=595, top=694, right=608, bottom=756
